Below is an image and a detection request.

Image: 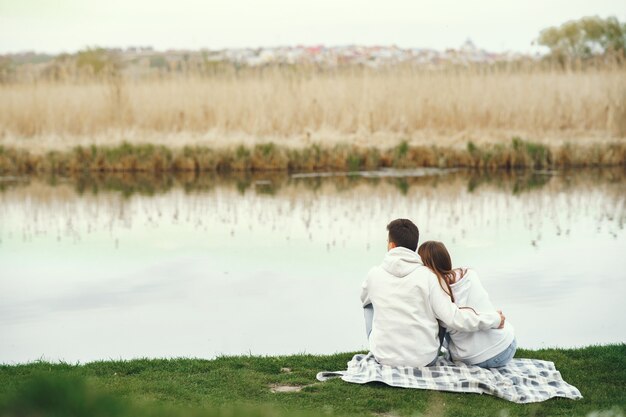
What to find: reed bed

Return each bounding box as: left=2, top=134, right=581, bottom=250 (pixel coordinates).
left=1, top=66, right=625, bottom=150
left=1, top=139, right=625, bottom=174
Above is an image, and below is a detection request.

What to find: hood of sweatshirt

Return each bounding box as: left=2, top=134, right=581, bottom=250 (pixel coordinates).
left=381, top=246, right=423, bottom=277
left=449, top=268, right=475, bottom=299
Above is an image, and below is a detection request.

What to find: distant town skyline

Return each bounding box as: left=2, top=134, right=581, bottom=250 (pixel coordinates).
left=1, top=0, right=625, bottom=54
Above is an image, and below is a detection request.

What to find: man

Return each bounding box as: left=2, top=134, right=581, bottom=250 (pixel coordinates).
left=361, top=218, right=505, bottom=368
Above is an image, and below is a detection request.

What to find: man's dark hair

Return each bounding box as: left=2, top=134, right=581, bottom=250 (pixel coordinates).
left=387, top=219, right=419, bottom=251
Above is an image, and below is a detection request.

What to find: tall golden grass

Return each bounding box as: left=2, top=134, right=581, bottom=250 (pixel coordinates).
left=1, top=65, right=625, bottom=150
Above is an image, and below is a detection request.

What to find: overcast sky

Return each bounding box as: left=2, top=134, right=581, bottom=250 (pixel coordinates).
left=1, top=0, right=625, bottom=54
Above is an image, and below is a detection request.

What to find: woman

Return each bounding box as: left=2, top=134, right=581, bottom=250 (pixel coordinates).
left=417, top=241, right=517, bottom=368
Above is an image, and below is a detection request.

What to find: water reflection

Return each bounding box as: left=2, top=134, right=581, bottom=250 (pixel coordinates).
left=0, top=168, right=625, bottom=363
left=1, top=167, right=624, bottom=198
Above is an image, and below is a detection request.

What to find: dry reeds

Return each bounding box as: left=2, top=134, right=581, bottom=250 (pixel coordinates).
left=0, top=65, right=625, bottom=148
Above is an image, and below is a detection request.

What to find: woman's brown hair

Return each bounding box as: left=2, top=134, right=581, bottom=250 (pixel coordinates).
left=418, top=241, right=466, bottom=303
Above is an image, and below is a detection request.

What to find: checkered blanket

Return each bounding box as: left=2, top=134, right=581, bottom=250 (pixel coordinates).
left=316, top=353, right=582, bottom=403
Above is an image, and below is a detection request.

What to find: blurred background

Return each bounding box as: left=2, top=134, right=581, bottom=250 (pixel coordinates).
left=1, top=0, right=625, bottom=363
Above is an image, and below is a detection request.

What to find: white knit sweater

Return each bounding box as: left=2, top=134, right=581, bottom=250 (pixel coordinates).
left=447, top=268, right=515, bottom=365
left=360, top=247, right=502, bottom=368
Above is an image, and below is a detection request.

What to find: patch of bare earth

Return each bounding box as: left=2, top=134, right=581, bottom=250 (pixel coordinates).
left=269, top=384, right=306, bottom=393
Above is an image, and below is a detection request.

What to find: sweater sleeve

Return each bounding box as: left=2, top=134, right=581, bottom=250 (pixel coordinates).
left=429, top=275, right=500, bottom=332
left=360, top=275, right=372, bottom=307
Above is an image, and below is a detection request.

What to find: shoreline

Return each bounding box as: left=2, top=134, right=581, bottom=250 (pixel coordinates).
left=0, top=343, right=621, bottom=367
left=1, top=344, right=624, bottom=417
left=1, top=137, right=625, bottom=174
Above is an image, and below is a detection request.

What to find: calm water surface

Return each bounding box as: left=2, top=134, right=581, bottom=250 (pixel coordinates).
left=1, top=169, right=625, bottom=363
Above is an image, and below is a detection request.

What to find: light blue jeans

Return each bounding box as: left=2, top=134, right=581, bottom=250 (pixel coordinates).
left=363, top=304, right=442, bottom=366
left=364, top=304, right=374, bottom=338
left=472, top=338, right=518, bottom=368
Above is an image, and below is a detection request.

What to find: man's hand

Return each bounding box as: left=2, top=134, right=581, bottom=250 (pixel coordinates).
left=497, top=310, right=506, bottom=329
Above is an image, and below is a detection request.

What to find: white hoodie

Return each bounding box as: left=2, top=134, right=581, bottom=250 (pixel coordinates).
left=447, top=269, right=515, bottom=365
left=360, top=247, right=502, bottom=368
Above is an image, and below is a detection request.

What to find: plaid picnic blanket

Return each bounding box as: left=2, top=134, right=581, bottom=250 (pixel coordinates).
left=316, top=353, right=582, bottom=403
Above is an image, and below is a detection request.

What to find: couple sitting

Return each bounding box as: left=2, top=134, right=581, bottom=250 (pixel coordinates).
left=361, top=218, right=517, bottom=368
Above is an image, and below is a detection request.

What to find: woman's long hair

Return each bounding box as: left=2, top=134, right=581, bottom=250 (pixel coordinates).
left=418, top=241, right=466, bottom=303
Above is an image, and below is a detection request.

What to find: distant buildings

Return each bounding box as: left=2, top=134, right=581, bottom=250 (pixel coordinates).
left=190, top=41, right=532, bottom=67
left=0, top=42, right=538, bottom=82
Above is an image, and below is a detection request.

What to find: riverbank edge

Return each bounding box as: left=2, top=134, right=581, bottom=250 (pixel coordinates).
left=1, top=344, right=624, bottom=417
left=1, top=138, right=625, bottom=174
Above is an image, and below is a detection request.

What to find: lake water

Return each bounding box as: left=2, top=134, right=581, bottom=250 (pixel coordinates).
left=1, top=169, right=625, bottom=364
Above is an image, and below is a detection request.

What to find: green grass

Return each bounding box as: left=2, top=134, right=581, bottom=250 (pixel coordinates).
left=2, top=139, right=626, bottom=174
left=1, top=345, right=624, bottom=417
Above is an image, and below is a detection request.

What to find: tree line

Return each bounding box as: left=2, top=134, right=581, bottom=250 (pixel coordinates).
left=537, top=15, right=625, bottom=65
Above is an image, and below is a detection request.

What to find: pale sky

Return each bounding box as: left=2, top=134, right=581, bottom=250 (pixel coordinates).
left=1, top=0, right=625, bottom=54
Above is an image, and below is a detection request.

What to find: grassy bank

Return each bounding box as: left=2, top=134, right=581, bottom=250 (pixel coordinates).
left=0, top=345, right=624, bottom=417
left=1, top=138, right=625, bottom=174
